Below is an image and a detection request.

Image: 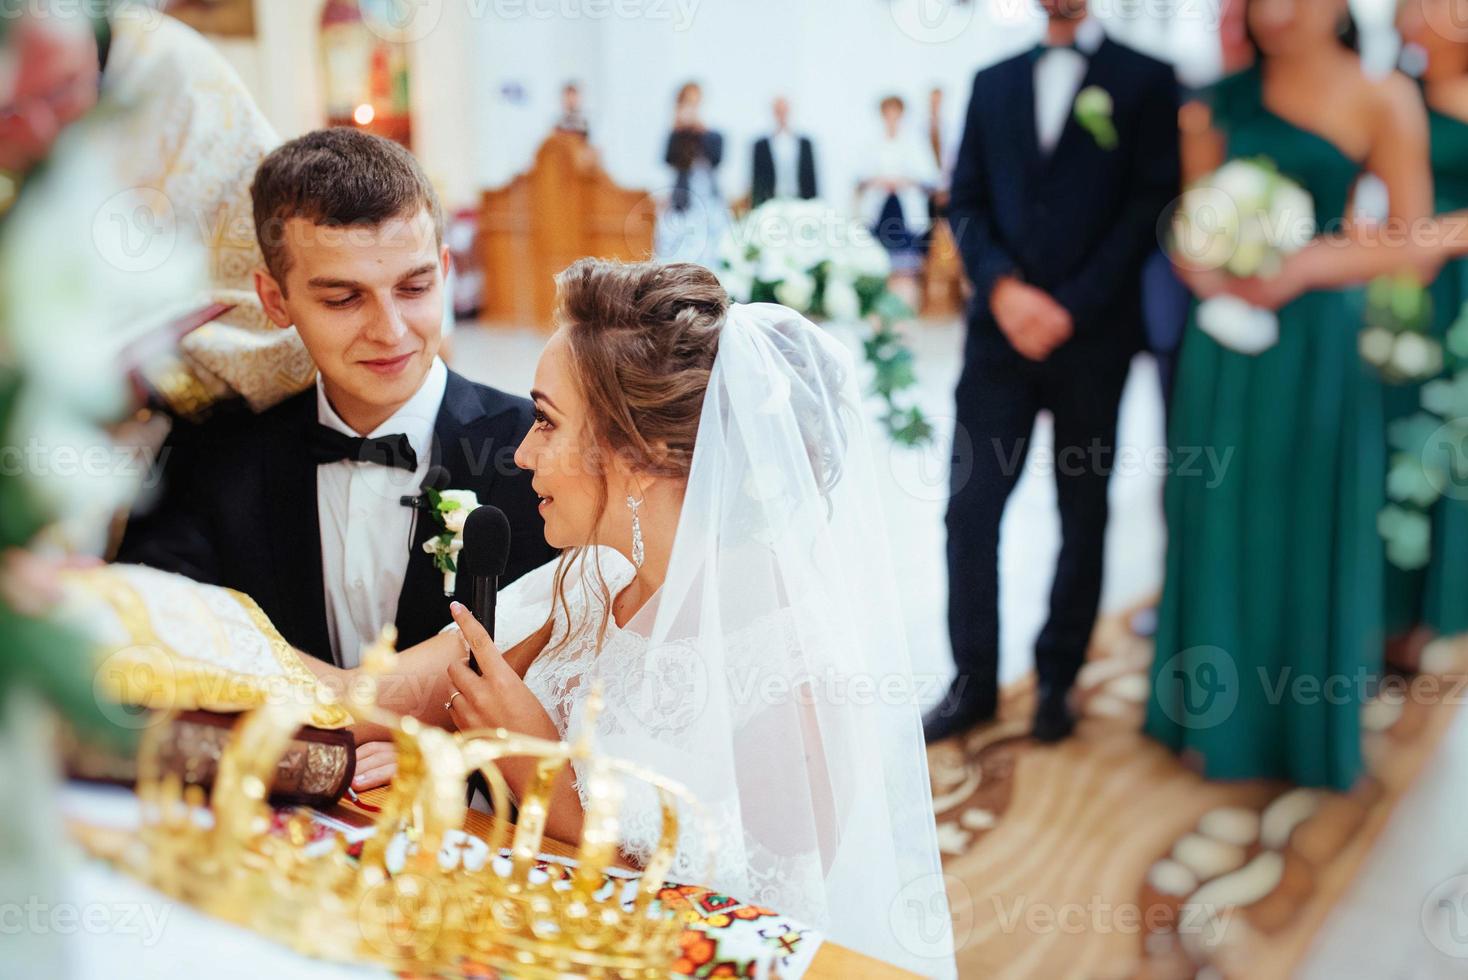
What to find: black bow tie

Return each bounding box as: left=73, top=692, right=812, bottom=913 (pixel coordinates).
left=308, top=424, right=419, bottom=471
left=1028, top=40, right=1083, bottom=63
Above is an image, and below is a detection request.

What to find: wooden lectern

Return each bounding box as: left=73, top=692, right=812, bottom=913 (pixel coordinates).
left=479, top=133, right=655, bottom=327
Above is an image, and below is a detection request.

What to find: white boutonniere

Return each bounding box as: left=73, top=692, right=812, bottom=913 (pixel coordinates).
left=421, top=488, right=479, bottom=596
left=1073, top=86, right=1118, bottom=151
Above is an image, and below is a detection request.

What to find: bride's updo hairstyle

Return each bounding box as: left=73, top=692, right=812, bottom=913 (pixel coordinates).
left=539, top=258, right=850, bottom=654
left=539, top=258, right=725, bottom=652
left=555, top=257, right=726, bottom=492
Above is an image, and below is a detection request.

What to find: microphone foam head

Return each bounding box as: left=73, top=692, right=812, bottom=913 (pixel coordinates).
left=460, top=504, right=511, bottom=578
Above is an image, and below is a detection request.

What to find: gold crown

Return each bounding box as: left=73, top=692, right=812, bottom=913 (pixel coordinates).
left=108, top=628, right=715, bottom=978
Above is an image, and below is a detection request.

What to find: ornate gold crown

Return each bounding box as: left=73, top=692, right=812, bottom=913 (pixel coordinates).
left=106, top=628, right=714, bottom=978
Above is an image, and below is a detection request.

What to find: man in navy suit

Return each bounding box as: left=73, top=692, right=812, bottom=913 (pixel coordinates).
left=926, top=0, right=1179, bottom=742
left=751, top=96, right=818, bottom=208
left=119, top=129, right=556, bottom=667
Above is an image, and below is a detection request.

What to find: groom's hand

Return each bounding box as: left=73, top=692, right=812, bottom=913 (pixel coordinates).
left=351, top=741, right=399, bottom=792
left=990, top=277, right=1073, bottom=361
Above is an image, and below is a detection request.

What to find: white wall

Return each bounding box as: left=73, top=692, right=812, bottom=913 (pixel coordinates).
left=193, top=1, right=1409, bottom=212
left=469, top=0, right=1185, bottom=204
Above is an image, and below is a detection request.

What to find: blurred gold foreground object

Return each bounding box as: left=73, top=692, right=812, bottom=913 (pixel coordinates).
left=95, top=627, right=715, bottom=978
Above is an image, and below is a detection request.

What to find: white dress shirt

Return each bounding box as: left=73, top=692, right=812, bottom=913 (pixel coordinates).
left=316, top=357, right=448, bottom=667
left=769, top=129, right=800, bottom=199
left=1034, top=17, right=1105, bottom=156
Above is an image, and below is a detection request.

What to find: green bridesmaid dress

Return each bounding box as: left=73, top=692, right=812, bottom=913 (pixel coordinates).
left=1383, top=96, right=1468, bottom=638
left=1146, top=66, right=1382, bottom=791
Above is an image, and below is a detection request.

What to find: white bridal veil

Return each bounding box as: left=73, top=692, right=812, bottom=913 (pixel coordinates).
left=565, top=302, right=955, bottom=974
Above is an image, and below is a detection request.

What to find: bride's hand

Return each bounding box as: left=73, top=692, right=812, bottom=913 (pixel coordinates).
left=444, top=602, right=559, bottom=742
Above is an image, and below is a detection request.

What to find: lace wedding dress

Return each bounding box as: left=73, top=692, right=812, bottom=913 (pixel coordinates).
left=491, top=304, right=954, bottom=976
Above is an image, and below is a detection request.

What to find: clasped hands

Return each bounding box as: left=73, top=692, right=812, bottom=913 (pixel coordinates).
left=990, top=277, right=1074, bottom=361
left=352, top=601, right=558, bottom=793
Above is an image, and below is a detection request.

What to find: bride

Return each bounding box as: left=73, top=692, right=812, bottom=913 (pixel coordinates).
left=313, top=258, right=953, bottom=974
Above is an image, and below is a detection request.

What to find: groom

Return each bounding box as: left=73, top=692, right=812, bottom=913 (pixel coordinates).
left=119, top=128, right=557, bottom=667
left=926, top=0, right=1179, bottom=742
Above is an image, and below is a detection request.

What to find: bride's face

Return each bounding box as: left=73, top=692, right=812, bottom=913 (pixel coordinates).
left=515, top=330, right=635, bottom=550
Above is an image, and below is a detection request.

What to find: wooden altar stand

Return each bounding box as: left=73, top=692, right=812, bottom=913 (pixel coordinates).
left=478, top=132, right=655, bottom=328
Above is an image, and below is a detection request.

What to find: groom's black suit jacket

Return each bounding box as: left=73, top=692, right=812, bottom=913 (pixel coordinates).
left=117, top=371, right=558, bottom=662
left=948, top=37, right=1179, bottom=362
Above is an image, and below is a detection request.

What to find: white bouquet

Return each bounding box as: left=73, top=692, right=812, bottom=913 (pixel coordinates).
left=715, top=199, right=932, bottom=445
left=1171, top=158, right=1316, bottom=355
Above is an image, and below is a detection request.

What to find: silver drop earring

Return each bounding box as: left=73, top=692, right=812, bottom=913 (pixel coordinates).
left=626, top=495, right=645, bottom=569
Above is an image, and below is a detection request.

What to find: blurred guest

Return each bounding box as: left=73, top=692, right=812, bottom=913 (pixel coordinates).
left=1383, top=0, right=1468, bottom=648
left=751, top=95, right=817, bottom=208
left=656, top=81, right=730, bottom=267
left=554, top=80, right=589, bottom=138
left=0, top=8, right=309, bottom=418
left=926, top=0, right=1179, bottom=743
left=857, top=95, right=939, bottom=304
left=1148, top=0, right=1431, bottom=789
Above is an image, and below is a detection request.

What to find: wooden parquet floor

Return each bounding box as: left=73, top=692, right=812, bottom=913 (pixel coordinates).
left=932, top=614, right=1467, bottom=979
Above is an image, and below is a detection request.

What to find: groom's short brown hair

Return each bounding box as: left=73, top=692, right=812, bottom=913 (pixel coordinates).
left=250, top=127, right=444, bottom=289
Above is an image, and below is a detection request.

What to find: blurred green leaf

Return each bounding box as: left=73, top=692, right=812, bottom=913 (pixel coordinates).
left=1388, top=412, right=1445, bottom=457
left=1422, top=371, right=1468, bottom=419
left=1378, top=504, right=1432, bottom=571
left=1386, top=452, right=1444, bottom=508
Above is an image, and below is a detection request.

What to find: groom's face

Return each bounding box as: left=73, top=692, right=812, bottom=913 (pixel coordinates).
left=255, top=209, right=449, bottom=426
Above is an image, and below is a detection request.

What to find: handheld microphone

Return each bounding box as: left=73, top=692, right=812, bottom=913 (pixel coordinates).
left=455, top=504, right=511, bottom=675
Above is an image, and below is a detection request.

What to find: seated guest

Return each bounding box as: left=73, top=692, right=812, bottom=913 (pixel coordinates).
left=118, top=129, right=556, bottom=666
left=856, top=95, right=939, bottom=302
left=750, top=96, right=817, bottom=208
left=554, top=80, right=589, bottom=138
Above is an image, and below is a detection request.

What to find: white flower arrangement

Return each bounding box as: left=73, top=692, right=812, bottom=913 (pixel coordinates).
left=1374, top=292, right=1468, bottom=571
left=1171, top=158, right=1316, bottom=356
left=421, top=488, right=480, bottom=595
left=716, top=199, right=932, bottom=445
left=716, top=198, right=891, bottom=323
left=1359, top=273, right=1442, bottom=385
